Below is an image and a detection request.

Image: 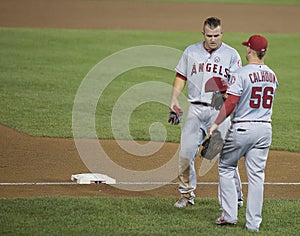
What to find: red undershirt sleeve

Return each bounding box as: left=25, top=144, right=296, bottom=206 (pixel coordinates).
left=176, top=72, right=187, bottom=81
left=215, top=94, right=240, bottom=125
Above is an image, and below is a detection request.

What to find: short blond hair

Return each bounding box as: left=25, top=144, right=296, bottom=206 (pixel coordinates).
left=203, top=17, right=221, bottom=31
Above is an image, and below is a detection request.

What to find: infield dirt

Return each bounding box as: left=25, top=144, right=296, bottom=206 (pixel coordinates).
left=0, top=0, right=299, bottom=199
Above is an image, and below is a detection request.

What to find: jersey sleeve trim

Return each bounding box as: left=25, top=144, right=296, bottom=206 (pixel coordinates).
left=227, top=91, right=241, bottom=96
left=176, top=72, right=187, bottom=81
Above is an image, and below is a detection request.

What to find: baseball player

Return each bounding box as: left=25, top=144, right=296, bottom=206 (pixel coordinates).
left=170, top=17, right=243, bottom=208
left=208, top=35, right=278, bottom=232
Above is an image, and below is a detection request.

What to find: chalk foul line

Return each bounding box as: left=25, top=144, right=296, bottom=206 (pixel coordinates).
left=0, top=182, right=299, bottom=186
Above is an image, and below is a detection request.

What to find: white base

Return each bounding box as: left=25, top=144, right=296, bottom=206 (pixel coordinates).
left=71, top=173, right=116, bottom=184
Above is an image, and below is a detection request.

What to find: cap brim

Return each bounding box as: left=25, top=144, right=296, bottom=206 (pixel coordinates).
left=242, top=42, right=248, bottom=46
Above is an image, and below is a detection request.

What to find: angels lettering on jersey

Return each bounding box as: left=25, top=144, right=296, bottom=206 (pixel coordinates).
left=190, top=60, right=230, bottom=78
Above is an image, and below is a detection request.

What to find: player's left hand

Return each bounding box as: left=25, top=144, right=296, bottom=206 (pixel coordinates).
left=168, top=105, right=183, bottom=125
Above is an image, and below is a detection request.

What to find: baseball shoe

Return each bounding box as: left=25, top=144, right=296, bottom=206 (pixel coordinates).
left=174, top=198, right=193, bottom=208
left=238, top=198, right=243, bottom=209
left=215, top=217, right=237, bottom=225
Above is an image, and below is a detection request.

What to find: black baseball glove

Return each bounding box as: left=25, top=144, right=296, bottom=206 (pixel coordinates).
left=168, top=105, right=183, bottom=125
left=200, top=130, right=224, bottom=160
left=211, top=91, right=227, bottom=110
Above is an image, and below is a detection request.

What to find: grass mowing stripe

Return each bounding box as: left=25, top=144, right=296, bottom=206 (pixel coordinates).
left=0, top=28, right=299, bottom=151
left=0, top=197, right=299, bottom=235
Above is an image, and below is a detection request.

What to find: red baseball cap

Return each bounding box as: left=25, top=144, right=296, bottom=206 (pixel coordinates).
left=242, top=35, right=268, bottom=52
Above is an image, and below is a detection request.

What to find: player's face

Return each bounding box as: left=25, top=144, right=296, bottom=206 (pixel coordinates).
left=203, top=25, right=222, bottom=50
left=245, top=47, right=251, bottom=61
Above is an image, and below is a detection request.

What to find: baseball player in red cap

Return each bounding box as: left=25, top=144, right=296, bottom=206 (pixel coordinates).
left=208, top=34, right=278, bottom=232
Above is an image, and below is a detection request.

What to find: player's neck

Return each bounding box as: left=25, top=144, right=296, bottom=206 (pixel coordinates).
left=203, top=42, right=222, bottom=54
left=248, top=57, right=264, bottom=65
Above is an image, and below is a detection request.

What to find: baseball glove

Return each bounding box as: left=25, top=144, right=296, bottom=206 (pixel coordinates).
left=168, top=105, right=183, bottom=125
left=211, top=91, right=227, bottom=110
left=200, top=130, right=223, bottom=160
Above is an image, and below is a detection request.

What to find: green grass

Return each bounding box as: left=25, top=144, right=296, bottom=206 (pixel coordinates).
left=0, top=28, right=299, bottom=151
left=0, top=197, right=299, bottom=235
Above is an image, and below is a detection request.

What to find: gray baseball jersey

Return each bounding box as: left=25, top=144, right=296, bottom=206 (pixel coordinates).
left=228, top=64, right=278, bottom=122
left=176, top=42, right=242, bottom=104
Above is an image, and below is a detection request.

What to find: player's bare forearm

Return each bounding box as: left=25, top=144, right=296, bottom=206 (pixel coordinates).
left=170, top=76, right=186, bottom=110
left=207, top=123, right=219, bottom=138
